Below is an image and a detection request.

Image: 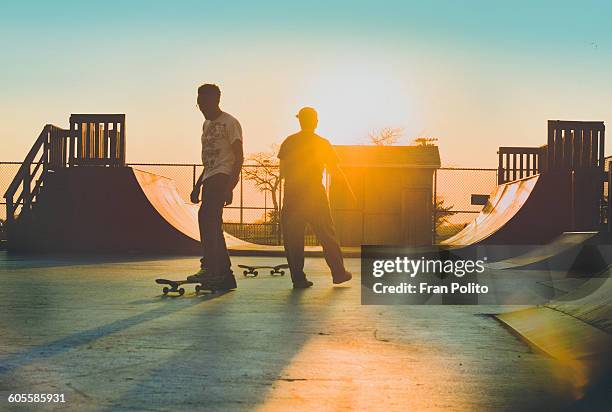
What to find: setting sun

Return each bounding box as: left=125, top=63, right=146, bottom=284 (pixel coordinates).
left=288, top=57, right=416, bottom=145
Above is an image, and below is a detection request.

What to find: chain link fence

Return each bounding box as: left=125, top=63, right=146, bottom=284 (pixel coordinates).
left=433, top=167, right=498, bottom=243
left=1, top=161, right=498, bottom=245
left=0, top=162, right=20, bottom=222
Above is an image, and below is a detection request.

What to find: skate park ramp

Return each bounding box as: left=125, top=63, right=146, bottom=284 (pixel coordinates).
left=546, top=271, right=612, bottom=333
left=496, top=270, right=612, bottom=399
left=440, top=172, right=571, bottom=247
left=133, top=168, right=353, bottom=255
left=486, top=232, right=605, bottom=271
left=131, top=168, right=255, bottom=250
left=441, top=175, right=539, bottom=246
left=26, top=166, right=344, bottom=256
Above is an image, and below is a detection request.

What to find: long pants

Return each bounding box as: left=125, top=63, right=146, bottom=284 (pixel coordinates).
left=282, top=184, right=346, bottom=283
left=199, top=173, right=232, bottom=274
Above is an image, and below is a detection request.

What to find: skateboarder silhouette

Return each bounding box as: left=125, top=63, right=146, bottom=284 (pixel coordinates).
left=278, top=107, right=354, bottom=288
left=187, top=84, right=244, bottom=290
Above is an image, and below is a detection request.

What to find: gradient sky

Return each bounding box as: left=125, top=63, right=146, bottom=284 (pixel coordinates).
left=1, top=0, right=611, bottom=166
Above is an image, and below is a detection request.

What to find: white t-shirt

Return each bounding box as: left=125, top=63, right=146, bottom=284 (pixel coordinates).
left=201, top=111, right=243, bottom=181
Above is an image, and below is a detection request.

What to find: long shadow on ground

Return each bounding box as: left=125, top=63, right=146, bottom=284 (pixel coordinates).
left=96, top=287, right=349, bottom=411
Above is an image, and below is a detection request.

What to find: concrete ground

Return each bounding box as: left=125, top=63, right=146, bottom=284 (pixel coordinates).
left=0, top=252, right=594, bottom=411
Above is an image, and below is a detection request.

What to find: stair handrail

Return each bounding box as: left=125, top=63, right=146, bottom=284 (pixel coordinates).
left=3, top=124, right=68, bottom=224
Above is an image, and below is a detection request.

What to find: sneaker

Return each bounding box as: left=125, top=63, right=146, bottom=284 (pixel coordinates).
left=187, top=268, right=209, bottom=282
left=200, top=272, right=237, bottom=291
left=293, top=279, right=314, bottom=289
left=332, top=270, right=352, bottom=285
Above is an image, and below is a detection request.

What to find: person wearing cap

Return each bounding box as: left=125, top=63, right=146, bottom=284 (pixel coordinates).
left=187, top=83, right=243, bottom=290
left=278, top=107, right=353, bottom=288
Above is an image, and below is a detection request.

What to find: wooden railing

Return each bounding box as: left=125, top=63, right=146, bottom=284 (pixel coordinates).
left=547, top=120, right=605, bottom=170
left=497, top=146, right=546, bottom=184
left=498, top=121, right=605, bottom=184
left=3, top=125, right=68, bottom=224
left=69, top=114, right=126, bottom=166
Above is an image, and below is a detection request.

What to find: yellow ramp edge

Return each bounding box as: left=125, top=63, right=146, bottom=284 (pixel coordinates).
left=496, top=306, right=612, bottom=399
left=496, top=307, right=612, bottom=360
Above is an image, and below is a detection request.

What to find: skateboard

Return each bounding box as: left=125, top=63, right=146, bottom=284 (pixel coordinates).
left=237, top=264, right=289, bottom=277
left=155, top=278, right=216, bottom=296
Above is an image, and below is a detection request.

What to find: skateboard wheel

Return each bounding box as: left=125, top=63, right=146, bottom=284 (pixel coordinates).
left=195, top=285, right=201, bottom=292
left=254, top=271, right=258, bottom=276
left=179, top=288, right=185, bottom=296
left=270, top=270, right=275, bottom=275
left=243, top=270, right=248, bottom=276
left=280, top=271, right=285, bottom=276
left=162, top=287, right=169, bottom=295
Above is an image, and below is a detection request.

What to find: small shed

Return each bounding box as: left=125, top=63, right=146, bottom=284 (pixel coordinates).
left=330, top=145, right=441, bottom=246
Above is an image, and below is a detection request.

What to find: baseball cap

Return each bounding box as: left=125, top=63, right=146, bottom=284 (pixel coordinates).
left=296, top=107, right=318, bottom=119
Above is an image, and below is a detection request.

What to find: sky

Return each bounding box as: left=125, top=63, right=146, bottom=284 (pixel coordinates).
left=1, top=0, right=611, bottom=166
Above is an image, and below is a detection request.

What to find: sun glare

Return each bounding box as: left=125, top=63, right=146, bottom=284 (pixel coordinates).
left=291, top=60, right=415, bottom=145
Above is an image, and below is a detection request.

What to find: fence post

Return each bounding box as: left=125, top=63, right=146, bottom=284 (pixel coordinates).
left=264, top=188, right=267, bottom=223
left=608, top=168, right=612, bottom=233
left=23, top=164, right=31, bottom=212
left=240, top=169, right=244, bottom=225
left=361, top=171, right=366, bottom=245
left=277, top=178, right=282, bottom=245
left=432, top=169, right=437, bottom=245
left=6, top=196, right=14, bottom=225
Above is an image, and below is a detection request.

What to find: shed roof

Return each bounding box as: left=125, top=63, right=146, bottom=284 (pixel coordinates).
left=333, top=145, right=441, bottom=169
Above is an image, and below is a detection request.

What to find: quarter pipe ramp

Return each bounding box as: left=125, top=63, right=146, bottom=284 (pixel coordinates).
left=14, top=167, right=291, bottom=255
left=441, top=172, right=573, bottom=247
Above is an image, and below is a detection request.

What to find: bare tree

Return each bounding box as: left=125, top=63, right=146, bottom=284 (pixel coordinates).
left=242, top=145, right=281, bottom=228
left=369, top=127, right=404, bottom=146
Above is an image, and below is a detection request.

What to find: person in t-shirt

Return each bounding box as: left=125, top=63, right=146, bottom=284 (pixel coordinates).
left=278, top=107, right=353, bottom=288
left=187, top=84, right=243, bottom=290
